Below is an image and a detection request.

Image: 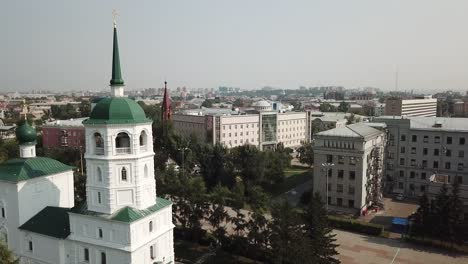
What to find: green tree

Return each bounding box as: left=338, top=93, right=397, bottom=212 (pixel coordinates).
left=233, top=98, right=244, bottom=107
left=0, top=243, right=19, bottom=264
left=447, top=181, right=465, bottom=244
left=433, top=184, right=450, bottom=240
left=231, top=145, right=266, bottom=185
left=304, top=193, right=340, bottom=264
left=201, top=99, right=213, bottom=108
left=297, top=142, right=314, bottom=167
left=337, top=102, right=350, bottom=112
left=208, top=185, right=231, bottom=244
left=345, top=113, right=360, bottom=125
left=269, top=199, right=316, bottom=264
left=412, top=192, right=432, bottom=238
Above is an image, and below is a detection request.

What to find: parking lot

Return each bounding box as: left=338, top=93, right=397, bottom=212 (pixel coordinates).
left=360, top=197, right=419, bottom=229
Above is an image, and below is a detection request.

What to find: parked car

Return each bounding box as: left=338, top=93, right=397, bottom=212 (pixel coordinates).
left=395, top=193, right=405, bottom=201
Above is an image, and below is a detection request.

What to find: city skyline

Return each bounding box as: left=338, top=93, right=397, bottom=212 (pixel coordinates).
left=2, top=0, right=468, bottom=93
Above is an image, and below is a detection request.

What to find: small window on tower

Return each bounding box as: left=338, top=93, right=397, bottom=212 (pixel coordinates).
left=121, top=167, right=127, bottom=181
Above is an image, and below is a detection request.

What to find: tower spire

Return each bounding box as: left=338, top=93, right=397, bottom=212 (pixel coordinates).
left=110, top=10, right=125, bottom=97
left=162, top=81, right=172, bottom=123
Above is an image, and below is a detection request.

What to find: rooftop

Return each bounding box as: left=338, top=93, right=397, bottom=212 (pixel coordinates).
left=376, top=116, right=468, bottom=132
left=83, top=97, right=151, bottom=125
left=19, top=206, right=70, bottom=239
left=71, top=197, right=172, bottom=223
left=316, top=123, right=383, bottom=139
left=0, top=157, right=73, bottom=183
left=44, top=117, right=87, bottom=128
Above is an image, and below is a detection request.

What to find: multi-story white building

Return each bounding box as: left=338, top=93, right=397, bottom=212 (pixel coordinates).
left=374, top=116, right=468, bottom=202
left=0, top=22, right=174, bottom=264
left=173, top=103, right=309, bottom=150
left=384, top=96, right=437, bottom=117
left=313, top=123, right=385, bottom=214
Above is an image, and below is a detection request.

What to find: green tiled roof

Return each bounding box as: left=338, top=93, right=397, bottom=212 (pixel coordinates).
left=19, top=206, right=70, bottom=239
left=15, top=121, right=37, bottom=144
left=0, top=157, right=73, bottom=183
left=71, top=197, right=172, bottom=223
left=83, top=97, right=150, bottom=125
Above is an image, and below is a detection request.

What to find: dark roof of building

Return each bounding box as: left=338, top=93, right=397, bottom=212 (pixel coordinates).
left=70, top=197, right=172, bottom=223
left=19, top=206, right=70, bottom=239
left=0, top=157, right=73, bottom=183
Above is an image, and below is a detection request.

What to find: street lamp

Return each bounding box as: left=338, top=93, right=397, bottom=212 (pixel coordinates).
left=322, top=162, right=334, bottom=212
left=178, top=147, right=189, bottom=178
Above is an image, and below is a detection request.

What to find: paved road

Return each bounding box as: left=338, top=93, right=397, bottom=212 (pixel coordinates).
left=335, top=230, right=468, bottom=264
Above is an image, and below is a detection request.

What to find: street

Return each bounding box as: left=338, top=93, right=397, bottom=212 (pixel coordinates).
left=335, top=229, right=468, bottom=264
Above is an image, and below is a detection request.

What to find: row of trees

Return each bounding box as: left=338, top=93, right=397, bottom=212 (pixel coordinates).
left=411, top=181, right=468, bottom=245
left=158, top=164, right=339, bottom=263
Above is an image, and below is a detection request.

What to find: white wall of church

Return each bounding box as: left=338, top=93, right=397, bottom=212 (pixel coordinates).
left=19, top=232, right=66, bottom=264
left=17, top=171, right=75, bottom=226
left=0, top=181, right=21, bottom=253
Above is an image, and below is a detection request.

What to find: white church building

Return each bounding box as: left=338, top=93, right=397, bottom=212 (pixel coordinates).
left=0, top=21, right=174, bottom=264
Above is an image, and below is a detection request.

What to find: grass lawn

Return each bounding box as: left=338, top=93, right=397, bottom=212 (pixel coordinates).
left=175, top=240, right=260, bottom=264
left=265, top=169, right=313, bottom=197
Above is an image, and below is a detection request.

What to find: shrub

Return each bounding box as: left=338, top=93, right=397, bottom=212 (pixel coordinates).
left=327, top=216, right=384, bottom=236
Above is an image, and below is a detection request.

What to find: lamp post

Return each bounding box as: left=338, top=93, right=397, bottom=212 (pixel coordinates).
left=179, top=147, right=189, bottom=178
left=322, top=162, right=334, bottom=212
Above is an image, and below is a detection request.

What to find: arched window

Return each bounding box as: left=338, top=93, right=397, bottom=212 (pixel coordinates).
left=139, top=131, right=147, bottom=146
left=101, top=252, right=106, bottom=264
left=116, top=132, right=130, bottom=154
left=97, top=167, right=103, bottom=182
left=144, top=165, right=148, bottom=178
left=121, top=167, right=127, bottom=181
left=149, top=221, right=153, bottom=232
left=94, top=133, right=104, bottom=148
left=150, top=245, right=154, bottom=259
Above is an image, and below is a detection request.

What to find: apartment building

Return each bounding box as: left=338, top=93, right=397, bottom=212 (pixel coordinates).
left=42, top=117, right=87, bottom=149
left=313, top=123, right=385, bottom=214
left=172, top=107, right=309, bottom=150
left=385, top=96, right=437, bottom=117
left=374, top=116, right=468, bottom=200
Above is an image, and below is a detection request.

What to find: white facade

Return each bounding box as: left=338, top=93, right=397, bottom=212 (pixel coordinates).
left=374, top=116, right=468, bottom=200
left=313, top=124, right=385, bottom=214
left=385, top=98, right=437, bottom=117
left=173, top=111, right=309, bottom=150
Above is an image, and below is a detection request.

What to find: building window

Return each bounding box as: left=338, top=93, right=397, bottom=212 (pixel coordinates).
left=326, top=154, right=333, bottom=163
left=460, top=137, right=465, bottom=145
left=97, top=167, right=103, bottom=182
left=420, top=185, right=426, bottom=192
left=149, top=221, right=153, bottom=232
left=412, top=135, right=417, bottom=142
left=400, top=147, right=405, bottom=154
left=84, top=248, right=89, bottom=262
left=410, top=159, right=416, bottom=166
left=348, top=200, right=354, bottom=208
left=423, top=136, right=428, bottom=143
left=98, top=228, right=103, bottom=238
left=115, top=132, right=130, bottom=150
left=409, top=184, right=415, bottom=191
left=422, top=160, right=427, bottom=168
left=327, top=183, right=332, bottom=191
left=101, top=252, right=107, bottom=264
left=150, top=245, right=155, bottom=259
left=457, top=176, right=463, bottom=184
left=421, top=172, right=426, bottom=180
left=447, top=137, right=452, bottom=144
left=434, top=136, right=440, bottom=143
left=98, top=192, right=102, bottom=204
left=338, top=170, right=344, bottom=179
left=458, top=163, right=464, bottom=171
left=459, top=151, right=464, bottom=158
left=446, top=149, right=452, bottom=157
left=423, top=148, right=428, bottom=155
left=337, top=198, right=343, bottom=206
left=433, top=161, right=439, bottom=169
left=327, top=169, right=332, bottom=177
left=121, top=167, right=127, bottom=181
left=401, top=135, right=406, bottom=141
left=411, top=147, right=416, bottom=154
left=434, top=149, right=439, bottom=156
left=410, top=171, right=415, bottom=178
left=399, top=170, right=404, bottom=177
left=445, top=162, right=451, bottom=169
left=28, top=240, right=33, bottom=251
left=349, top=171, right=355, bottom=180
left=399, top=158, right=405, bottom=165
left=1, top=207, right=5, bottom=218
left=349, top=157, right=356, bottom=165
left=338, top=156, right=344, bottom=164
left=398, top=182, right=404, bottom=189
left=337, top=184, right=343, bottom=193
left=348, top=186, right=355, bottom=195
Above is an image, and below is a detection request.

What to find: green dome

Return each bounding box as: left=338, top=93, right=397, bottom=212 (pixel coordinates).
left=16, top=122, right=37, bottom=144
left=83, top=97, right=150, bottom=125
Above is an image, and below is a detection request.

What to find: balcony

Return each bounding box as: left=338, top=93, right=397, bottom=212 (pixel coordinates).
left=95, top=147, right=104, bottom=155
left=116, top=147, right=131, bottom=155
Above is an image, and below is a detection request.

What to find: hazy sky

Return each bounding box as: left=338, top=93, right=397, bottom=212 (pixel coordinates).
left=2, top=0, right=468, bottom=93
